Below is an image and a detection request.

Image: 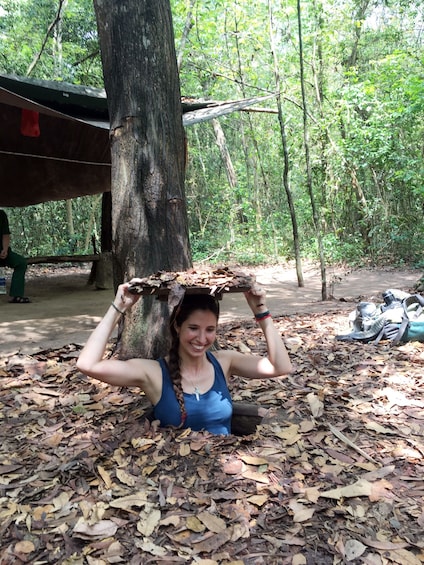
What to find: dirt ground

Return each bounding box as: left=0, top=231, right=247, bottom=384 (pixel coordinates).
left=0, top=262, right=421, bottom=356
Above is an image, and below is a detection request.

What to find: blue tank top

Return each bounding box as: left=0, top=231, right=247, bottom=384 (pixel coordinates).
left=154, top=351, right=233, bottom=435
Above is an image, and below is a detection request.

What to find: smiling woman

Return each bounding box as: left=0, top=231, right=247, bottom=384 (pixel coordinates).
left=76, top=279, right=293, bottom=435
left=157, top=295, right=232, bottom=433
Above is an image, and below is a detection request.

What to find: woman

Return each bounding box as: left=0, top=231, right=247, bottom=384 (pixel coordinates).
left=77, top=280, right=293, bottom=435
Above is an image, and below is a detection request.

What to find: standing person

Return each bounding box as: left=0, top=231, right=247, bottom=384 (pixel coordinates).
left=77, top=280, right=293, bottom=435
left=0, top=209, right=30, bottom=303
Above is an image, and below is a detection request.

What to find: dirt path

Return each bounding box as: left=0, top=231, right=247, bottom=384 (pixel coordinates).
left=0, top=263, right=420, bottom=355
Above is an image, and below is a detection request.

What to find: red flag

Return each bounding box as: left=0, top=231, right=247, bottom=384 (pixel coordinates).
left=20, top=109, right=40, bottom=137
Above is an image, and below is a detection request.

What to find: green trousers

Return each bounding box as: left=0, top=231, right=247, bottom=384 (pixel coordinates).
left=0, top=248, right=27, bottom=297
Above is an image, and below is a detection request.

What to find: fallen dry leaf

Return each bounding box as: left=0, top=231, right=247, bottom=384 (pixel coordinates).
left=1, top=305, right=423, bottom=564
left=306, top=392, right=324, bottom=418
left=14, top=540, right=35, bottom=554
left=197, top=511, right=227, bottom=533
left=288, top=500, right=316, bottom=523
left=73, top=519, right=118, bottom=539
left=344, top=538, right=367, bottom=561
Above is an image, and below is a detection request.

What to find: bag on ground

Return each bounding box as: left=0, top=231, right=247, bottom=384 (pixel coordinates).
left=336, top=289, right=424, bottom=344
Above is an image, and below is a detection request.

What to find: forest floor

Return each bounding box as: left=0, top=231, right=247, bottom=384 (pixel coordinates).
left=0, top=263, right=423, bottom=564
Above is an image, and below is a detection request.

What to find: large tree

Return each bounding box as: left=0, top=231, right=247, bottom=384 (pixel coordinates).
left=93, top=0, right=191, bottom=358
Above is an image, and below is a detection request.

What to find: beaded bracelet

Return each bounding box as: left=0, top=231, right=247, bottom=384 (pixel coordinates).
left=111, top=302, right=124, bottom=315
left=257, top=314, right=272, bottom=321
left=254, top=309, right=271, bottom=321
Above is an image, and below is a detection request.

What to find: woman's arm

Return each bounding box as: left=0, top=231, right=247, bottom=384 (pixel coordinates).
left=76, top=282, right=153, bottom=388
left=218, top=283, right=293, bottom=379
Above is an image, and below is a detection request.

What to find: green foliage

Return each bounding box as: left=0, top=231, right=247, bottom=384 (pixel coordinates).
left=319, top=232, right=366, bottom=265
left=6, top=197, right=101, bottom=257
left=0, top=0, right=102, bottom=84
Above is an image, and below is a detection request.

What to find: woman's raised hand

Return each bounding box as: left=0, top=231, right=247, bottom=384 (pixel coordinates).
left=244, top=282, right=268, bottom=315
left=114, top=280, right=142, bottom=312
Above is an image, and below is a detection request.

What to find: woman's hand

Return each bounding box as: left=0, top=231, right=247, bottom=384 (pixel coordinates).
left=113, top=281, right=142, bottom=313
left=244, top=282, right=268, bottom=315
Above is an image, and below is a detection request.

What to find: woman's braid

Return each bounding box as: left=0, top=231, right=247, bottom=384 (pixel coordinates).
left=167, top=328, right=187, bottom=426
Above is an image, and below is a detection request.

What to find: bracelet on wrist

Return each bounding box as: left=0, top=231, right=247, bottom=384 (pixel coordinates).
left=254, top=310, right=271, bottom=321
left=111, top=301, right=124, bottom=315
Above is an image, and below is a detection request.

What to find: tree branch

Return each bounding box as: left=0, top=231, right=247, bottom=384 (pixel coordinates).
left=26, top=0, right=67, bottom=76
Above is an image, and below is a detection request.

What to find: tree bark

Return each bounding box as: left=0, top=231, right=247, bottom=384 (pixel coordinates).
left=211, top=118, right=239, bottom=244
left=26, top=0, right=68, bottom=76
left=268, top=0, right=304, bottom=287
left=100, top=191, right=112, bottom=253
left=93, top=0, right=191, bottom=358
left=65, top=199, right=74, bottom=242
left=176, top=0, right=196, bottom=72
left=297, top=0, right=327, bottom=300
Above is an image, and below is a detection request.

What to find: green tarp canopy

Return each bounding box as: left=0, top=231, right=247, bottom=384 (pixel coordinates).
left=0, top=74, right=273, bottom=206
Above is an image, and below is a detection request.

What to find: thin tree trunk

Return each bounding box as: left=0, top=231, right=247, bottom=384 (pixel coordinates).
left=176, top=0, right=196, bottom=72
left=311, top=0, right=330, bottom=212
left=53, top=0, right=67, bottom=77
left=26, top=0, right=67, bottom=76
left=229, top=9, right=267, bottom=247
left=268, top=0, right=304, bottom=287
left=339, top=0, right=373, bottom=247
left=83, top=194, right=102, bottom=252
left=225, top=6, right=269, bottom=251
left=65, top=199, right=74, bottom=241
left=191, top=127, right=216, bottom=237
left=212, top=118, right=239, bottom=245
left=346, top=0, right=371, bottom=68
left=297, top=0, right=327, bottom=300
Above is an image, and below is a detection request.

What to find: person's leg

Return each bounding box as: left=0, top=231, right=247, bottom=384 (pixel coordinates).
left=0, top=258, right=6, bottom=294
left=5, top=250, right=28, bottom=299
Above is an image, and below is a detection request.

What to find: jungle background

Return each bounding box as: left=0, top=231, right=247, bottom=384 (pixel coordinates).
left=0, top=0, right=423, bottom=269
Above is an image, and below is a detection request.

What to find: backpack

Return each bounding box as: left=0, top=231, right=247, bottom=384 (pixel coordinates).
left=336, top=289, right=424, bottom=344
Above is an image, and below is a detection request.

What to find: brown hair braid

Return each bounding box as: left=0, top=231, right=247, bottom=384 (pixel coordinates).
left=168, top=294, right=220, bottom=426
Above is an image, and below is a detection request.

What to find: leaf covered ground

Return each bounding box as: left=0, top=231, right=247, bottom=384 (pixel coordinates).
left=0, top=310, right=423, bottom=565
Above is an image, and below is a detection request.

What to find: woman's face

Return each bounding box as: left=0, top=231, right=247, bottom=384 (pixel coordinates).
left=177, top=309, right=217, bottom=357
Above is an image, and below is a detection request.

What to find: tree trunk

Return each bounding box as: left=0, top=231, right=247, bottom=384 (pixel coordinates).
left=211, top=118, right=238, bottom=245
left=65, top=199, right=74, bottom=242
left=297, top=0, right=327, bottom=300
left=345, top=0, right=371, bottom=68
left=176, top=0, right=196, bottom=72
left=93, top=0, right=191, bottom=358
left=268, top=0, right=304, bottom=287
left=101, top=192, right=112, bottom=253
left=83, top=194, right=101, bottom=252
left=26, top=0, right=68, bottom=76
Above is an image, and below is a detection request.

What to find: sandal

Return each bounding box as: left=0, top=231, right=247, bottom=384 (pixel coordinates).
left=9, top=296, right=31, bottom=303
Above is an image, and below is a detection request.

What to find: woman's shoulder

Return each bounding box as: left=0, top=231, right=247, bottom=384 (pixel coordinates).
left=211, top=349, right=238, bottom=360
left=125, top=357, right=163, bottom=380
left=211, top=348, right=260, bottom=378
left=125, top=358, right=164, bottom=401
left=209, top=349, right=235, bottom=374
